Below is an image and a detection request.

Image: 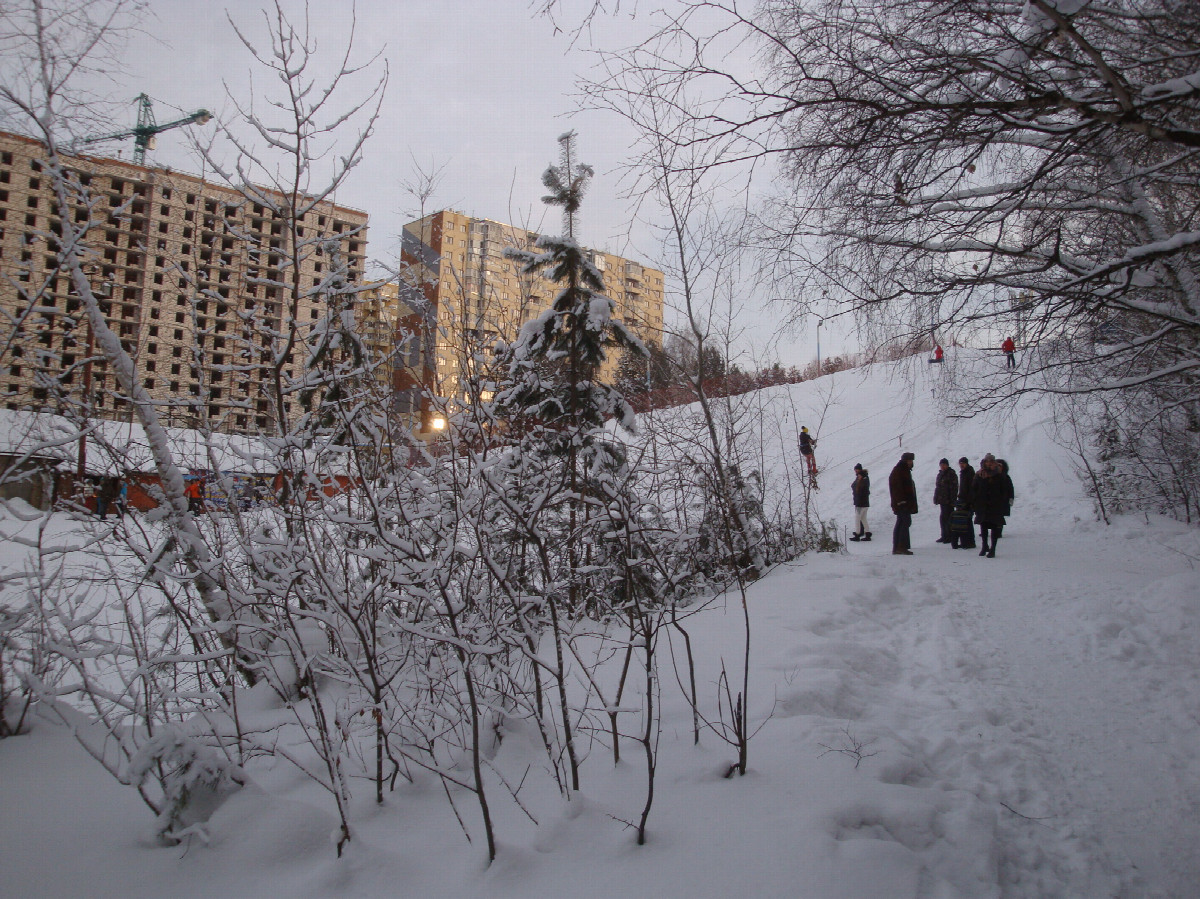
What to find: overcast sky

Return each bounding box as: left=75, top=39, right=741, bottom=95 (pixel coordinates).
left=99, top=0, right=836, bottom=368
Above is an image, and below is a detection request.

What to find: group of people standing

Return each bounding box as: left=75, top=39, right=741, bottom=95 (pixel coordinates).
left=939, top=454, right=1014, bottom=557
left=846, top=452, right=1014, bottom=557
left=91, top=476, right=127, bottom=521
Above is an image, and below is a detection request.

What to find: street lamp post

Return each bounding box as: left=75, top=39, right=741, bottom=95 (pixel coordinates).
left=764, top=298, right=825, bottom=375
left=817, top=316, right=823, bottom=374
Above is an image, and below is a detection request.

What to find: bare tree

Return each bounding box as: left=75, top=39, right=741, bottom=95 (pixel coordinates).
left=586, top=52, right=816, bottom=776
left=588, top=0, right=1200, bottom=519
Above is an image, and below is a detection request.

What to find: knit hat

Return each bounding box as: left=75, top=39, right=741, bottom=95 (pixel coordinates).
left=983, top=453, right=996, bottom=462
left=901, top=451, right=915, bottom=461
left=939, top=458, right=949, bottom=466
left=801, top=426, right=809, bottom=433
left=853, top=463, right=862, bottom=471
left=958, top=456, right=969, bottom=465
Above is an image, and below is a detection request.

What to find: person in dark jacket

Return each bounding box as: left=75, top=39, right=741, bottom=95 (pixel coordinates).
left=952, top=457, right=976, bottom=549
left=933, top=458, right=958, bottom=544
left=996, top=458, right=1015, bottom=519
left=96, top=477, right=114, bottom=521
left=889, top=452, right=918, bottom=555
left=798, top=426, right=818, bottom=476
left=850, top=463, right=871, bottom=542
left=971, top=454, right=1007, bottom=557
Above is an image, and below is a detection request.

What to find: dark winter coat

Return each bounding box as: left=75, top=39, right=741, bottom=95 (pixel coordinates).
left=889, top=461, right=918, bottom=515
left=933, top=467, right=958, bottom=506
left=971, top=470, right=1008, bottom=527
left=996, top=460, right=1015, bottom=515
left=852, top=471, right=870, bottom=508
left=957, top=463, right=975, bottom=510
left=799, top=432, right=815, bottom=456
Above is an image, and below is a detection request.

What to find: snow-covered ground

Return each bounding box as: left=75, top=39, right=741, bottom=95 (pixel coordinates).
left=3, top=350, right=1199, bottom=897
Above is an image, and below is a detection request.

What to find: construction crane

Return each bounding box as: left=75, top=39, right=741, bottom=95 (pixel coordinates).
left=77, top=93, right=211, bottom=165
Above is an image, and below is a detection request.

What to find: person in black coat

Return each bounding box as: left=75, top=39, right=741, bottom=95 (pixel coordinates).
left=933, top=458, right=958, bottom=544
left=850, top=463, right=871, bottom=541
left=953, top=457, right=976, bottom=549
left=889, top=452, right=918, bottom=555
left=971, top=454, right=1008, bottom=557
left=996, top=458, right=1015, bottom=519
left=97, top=477, right=115, bottom=521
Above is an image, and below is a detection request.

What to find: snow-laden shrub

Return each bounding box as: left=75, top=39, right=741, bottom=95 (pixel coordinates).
left=127, top=726, right=246, bottom=843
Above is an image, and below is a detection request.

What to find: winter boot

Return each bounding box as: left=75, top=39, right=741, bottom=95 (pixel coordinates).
left=987, top=536, right=998, bottom=558
left=863, top=532, right=872, bottom=541
left=850, top=533, right=861, bottom=542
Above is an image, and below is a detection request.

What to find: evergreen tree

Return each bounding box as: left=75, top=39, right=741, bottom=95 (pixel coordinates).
left=499, top=131, right=645, bottom=456
left=493, top=132, right=650, bottom=791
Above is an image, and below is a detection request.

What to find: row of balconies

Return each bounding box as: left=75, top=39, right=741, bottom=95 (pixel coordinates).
left=19, top=208, right=361, bottom=278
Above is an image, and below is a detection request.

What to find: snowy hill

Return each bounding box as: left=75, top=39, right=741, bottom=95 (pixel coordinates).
left=742, top=346, right=1086, bottom=528
left=3, top=350, right=1199, bottom=898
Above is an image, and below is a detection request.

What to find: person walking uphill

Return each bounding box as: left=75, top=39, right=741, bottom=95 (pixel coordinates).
left=933, top=458, right=958, bottom=544
left=850, top=464, right=871, bottom=542
left=889, top=452, right=918, bottom=555
left=971, top=454, right=1008, bottom=557
left=799, top=427, right=818, bottom=477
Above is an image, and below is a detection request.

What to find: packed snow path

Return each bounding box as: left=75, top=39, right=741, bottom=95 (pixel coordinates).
left=780, top=516, right=1200, bottom=898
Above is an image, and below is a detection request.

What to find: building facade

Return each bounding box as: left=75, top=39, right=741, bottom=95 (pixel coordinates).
left=0, top=130, right=369, bottom=435
left=400, top=209, right=665, bottom=403
left=356, top=279, right=438, bottom=434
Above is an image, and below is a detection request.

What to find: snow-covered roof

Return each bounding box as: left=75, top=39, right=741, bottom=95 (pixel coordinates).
left=0, top=409, right=331, bottom=475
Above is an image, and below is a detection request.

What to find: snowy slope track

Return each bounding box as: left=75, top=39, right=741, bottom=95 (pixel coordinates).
left=949, top=521, right=1200, bottom=898
left=760, top=514, right=1200, bottom=898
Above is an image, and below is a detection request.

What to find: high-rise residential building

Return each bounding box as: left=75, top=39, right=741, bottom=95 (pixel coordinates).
left=400, top=209, right=665, bottom=402
left=356, top=279, right=438, bottom=433
left=0, top=129, right=369, bottom=435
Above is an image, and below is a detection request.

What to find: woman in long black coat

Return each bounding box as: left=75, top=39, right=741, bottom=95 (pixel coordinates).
left=971, top=456, right=1008, bottom=558
left=996, top=458, right=1015, bottom=518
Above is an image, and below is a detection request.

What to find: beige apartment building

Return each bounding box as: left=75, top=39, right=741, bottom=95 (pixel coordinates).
left=401, top=209, right=665, bottom=403
left=355, top=278, right=437, bottom=432
left=0, top=129, right=369, bottom=436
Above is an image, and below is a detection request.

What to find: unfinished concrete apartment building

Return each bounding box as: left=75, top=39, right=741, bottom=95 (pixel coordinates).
left=0, top=129, right=369, bottom=435
left=400, top=209, right=665, bottom=403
